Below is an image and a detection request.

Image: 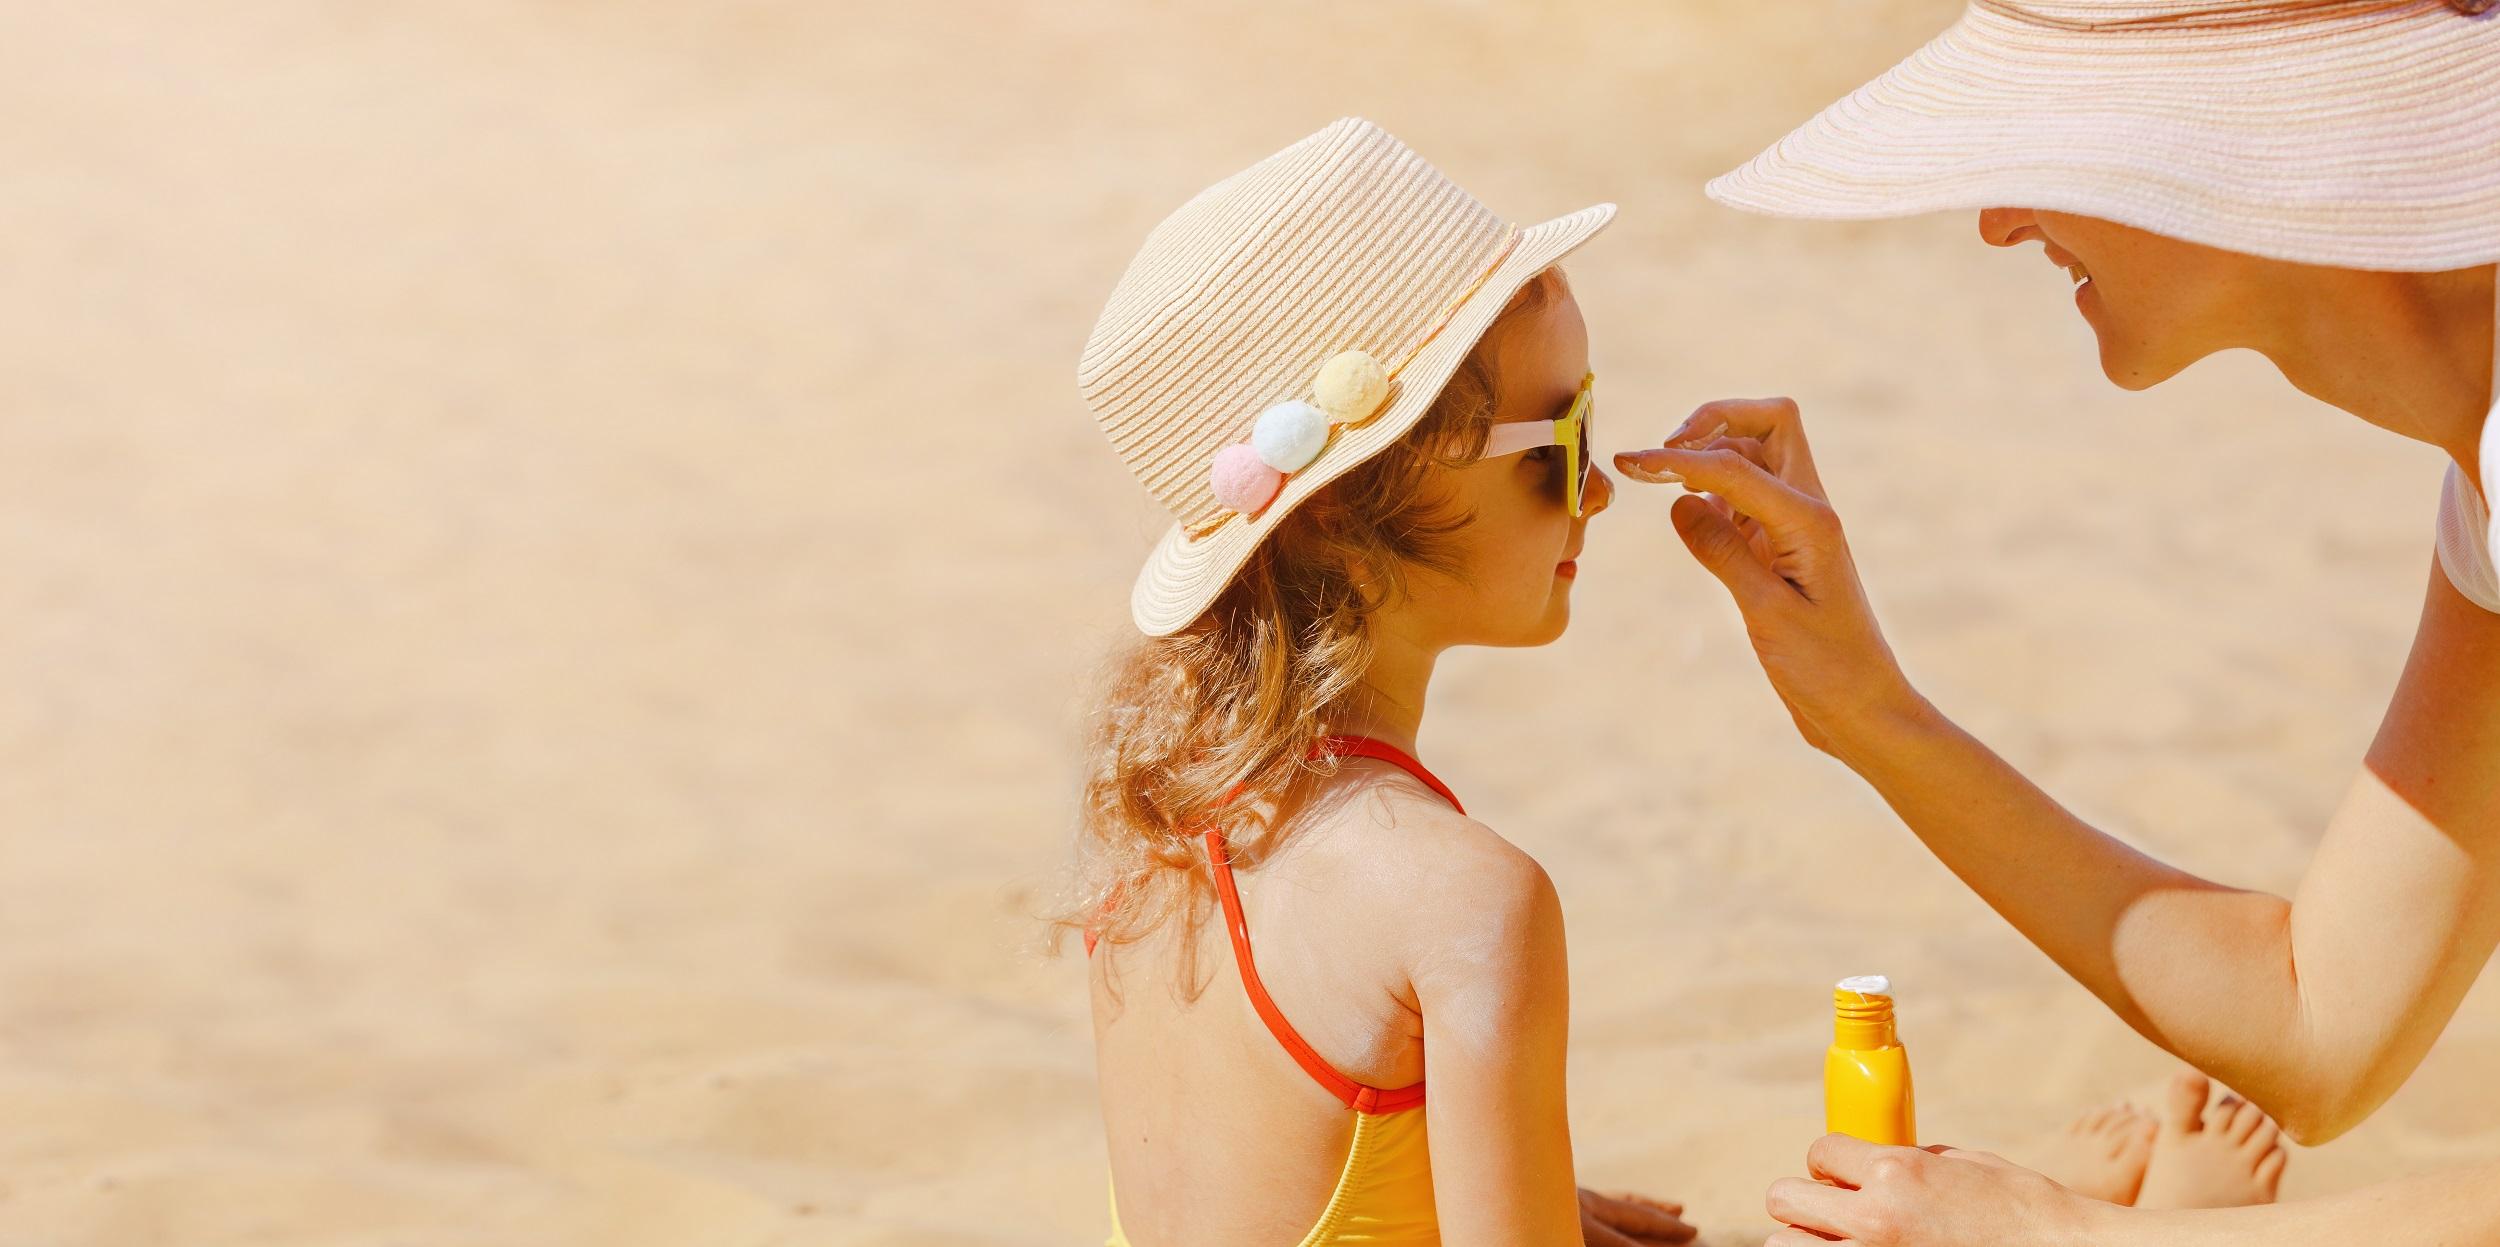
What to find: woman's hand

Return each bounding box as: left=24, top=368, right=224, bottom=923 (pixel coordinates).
left=1579, top=1186, right=1698, bottom=1245
left=1614, top=398, right=1922, bottom=760
left=1764, top=1134, right=2114, bottom=1247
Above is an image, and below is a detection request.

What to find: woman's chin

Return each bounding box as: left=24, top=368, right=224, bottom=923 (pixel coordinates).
left=2098, top=343, right=2190, bottom=392
left=2083, top=303, right=2200, bottom=391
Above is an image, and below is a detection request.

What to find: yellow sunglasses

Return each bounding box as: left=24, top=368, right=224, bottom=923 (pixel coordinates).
left=1477, top=371, right=1595, bottom=517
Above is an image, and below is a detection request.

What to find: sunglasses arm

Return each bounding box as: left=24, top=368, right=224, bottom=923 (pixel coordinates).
left=1478, top=419, right=1562, bottom=460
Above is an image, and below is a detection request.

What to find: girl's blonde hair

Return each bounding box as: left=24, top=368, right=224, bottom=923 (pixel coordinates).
left=1048, top=268, right=1565, bottom=997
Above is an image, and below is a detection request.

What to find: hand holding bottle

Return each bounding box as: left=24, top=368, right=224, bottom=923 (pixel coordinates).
left=1763, top=1134, right=2112, bottom=1247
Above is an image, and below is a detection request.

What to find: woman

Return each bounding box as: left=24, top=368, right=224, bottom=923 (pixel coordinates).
left=1059, top=116, right=1700, bottom=1246
left=1614, top=1, right=2500, bottom=1243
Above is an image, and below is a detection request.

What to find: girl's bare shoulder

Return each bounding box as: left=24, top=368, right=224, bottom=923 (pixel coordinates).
left=1293, top=764, right=1563, bottom=981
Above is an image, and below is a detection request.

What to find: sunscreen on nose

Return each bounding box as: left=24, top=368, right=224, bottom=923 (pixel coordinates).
left=1824, top=974, right=1916, bottom=1145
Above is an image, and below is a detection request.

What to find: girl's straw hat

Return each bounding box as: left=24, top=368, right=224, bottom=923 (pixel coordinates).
left=1080, top=118, right=1613, bottom=636
left=1707, top=0, right=2500, bottom=271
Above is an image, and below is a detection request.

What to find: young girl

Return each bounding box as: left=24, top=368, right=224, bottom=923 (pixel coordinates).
left=1051, top=118, right=1691, bottom=1245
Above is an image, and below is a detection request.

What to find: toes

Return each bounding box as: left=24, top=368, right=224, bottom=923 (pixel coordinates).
left=2160, top=1069, right=2212, bottom=1134
left=2096, top=1105, right=2137, bottom=1156
left=2226, top=1100, right=2270, bottom=1146
left=2201, top=1091, right=2242, bottom=1128
left=2255, top=1145, right=2288, bottom=1198
left=2071, top=1099, right=2136, bottom=1139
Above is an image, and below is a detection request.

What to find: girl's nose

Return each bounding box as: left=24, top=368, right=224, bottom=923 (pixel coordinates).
left=1581, top=463, right=1614, bottom=518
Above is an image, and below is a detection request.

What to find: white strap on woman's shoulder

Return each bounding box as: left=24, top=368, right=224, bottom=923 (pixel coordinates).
left=2438, top=462, right=2500, bottom=611
left=2433, top=278, right=2500, bottom=615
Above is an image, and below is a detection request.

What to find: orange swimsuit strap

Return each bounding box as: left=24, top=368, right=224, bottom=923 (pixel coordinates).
left=1084, top=735, right=1462, bottom=1112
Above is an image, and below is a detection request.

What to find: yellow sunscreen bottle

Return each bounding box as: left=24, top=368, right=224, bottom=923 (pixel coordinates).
left=1824, top=974, right=1916, bottom=1145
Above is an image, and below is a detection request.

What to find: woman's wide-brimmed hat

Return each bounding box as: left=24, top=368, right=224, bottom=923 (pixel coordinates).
left=1707, top=0, right=2500, bottom=272
left=1080, top=117, right=1613, bottom=635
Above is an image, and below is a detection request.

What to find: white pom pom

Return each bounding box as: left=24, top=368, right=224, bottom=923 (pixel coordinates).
left=1252, top=400, right=1331, bottom=473
left=1311, top=350, right=1390, bottom=423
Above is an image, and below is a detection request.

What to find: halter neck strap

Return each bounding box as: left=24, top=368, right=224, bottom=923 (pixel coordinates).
left=1315, top=734, right=1465, bottom=815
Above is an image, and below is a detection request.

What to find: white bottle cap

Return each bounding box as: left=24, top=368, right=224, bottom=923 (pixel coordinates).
left=1836, top=974, right=1892, bottom=996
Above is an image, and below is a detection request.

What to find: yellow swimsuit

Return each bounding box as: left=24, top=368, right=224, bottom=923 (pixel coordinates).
left=1090, top=735, right=1451, bottom=1245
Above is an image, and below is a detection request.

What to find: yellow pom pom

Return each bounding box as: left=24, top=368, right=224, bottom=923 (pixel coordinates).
left=1311, top=350, right=1390, bottom=424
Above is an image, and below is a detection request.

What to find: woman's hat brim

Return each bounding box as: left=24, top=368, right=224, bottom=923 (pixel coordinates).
left=1706, top=4, right=2500, bottom=272
left=1129, top=202, right=1616, bottom=637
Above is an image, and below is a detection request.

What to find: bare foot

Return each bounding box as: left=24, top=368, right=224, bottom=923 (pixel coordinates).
left=2026, top=1099, right=2157, bottom=1204
left=2133, top=1070, right=2289, bottom=1209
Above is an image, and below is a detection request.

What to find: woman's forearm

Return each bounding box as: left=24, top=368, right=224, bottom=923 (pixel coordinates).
left=2095, top=1158, right=2500, bottom=1247
left=1815, top=573, right=2500, bottom=1142
left=1828, top=693, right=2339, bottom=1133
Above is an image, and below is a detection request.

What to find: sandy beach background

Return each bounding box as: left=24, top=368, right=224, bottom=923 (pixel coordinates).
left=6, top=1, right=2496, bottom=1243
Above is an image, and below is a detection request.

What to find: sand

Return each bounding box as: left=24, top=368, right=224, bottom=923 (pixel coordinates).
left=3, top=1, right=2494, bottom=1243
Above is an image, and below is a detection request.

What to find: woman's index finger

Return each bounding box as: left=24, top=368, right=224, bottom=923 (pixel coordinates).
left=1613, top=444, right=1828, bottom=537
left=1671, top=396, right=1801, bottom=446
left=1804, top=1131, right=1887, bottom=1188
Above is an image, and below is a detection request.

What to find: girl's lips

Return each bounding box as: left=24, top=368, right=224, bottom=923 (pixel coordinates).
left=1556, top=559, right=1578, bottom=578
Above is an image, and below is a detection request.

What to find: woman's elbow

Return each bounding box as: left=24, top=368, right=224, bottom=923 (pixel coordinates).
left=2258, top=1067, right=2398, bottom=1145
left=2269, top=1098, right=2357, bottom=1146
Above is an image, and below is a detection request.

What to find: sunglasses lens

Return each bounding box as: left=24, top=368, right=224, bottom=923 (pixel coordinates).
left=1572, top=393, right=1593, bottom=516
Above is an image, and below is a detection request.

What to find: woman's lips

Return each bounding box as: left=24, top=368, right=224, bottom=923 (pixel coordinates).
left=1556, top=559, right=1578, bottom=579
left=2053, top=252, right=2093, bottom=295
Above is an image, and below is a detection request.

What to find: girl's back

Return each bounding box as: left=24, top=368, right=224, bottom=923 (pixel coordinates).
left=1093, top=748, right=1554, bottom=1243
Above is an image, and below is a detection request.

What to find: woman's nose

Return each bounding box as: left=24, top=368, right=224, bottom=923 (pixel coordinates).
left=1978, top=206, right=2040, bottom=248
left=1581, top=463, right=1614, bottom=518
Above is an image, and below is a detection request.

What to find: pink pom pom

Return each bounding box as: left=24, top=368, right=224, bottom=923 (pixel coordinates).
left=1209, top=442, right=1283, bottom=515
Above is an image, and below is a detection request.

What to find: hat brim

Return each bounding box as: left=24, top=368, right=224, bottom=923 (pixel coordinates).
left=1706, top=6, right=2500, bottom=272
left=1129, top=201, right=1617, bottom=636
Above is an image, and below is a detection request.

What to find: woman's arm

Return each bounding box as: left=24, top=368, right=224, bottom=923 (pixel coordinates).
left=2123, top=1158, right=2500, bottom=1247
left=1764, top=1133, right=2500, bottom=1247
left=1408, top=820, right=1583, bottom=1244
left=1619, top=399, right=2500, bottom=1143
left=1827, top=566, right=2500, bottom=1141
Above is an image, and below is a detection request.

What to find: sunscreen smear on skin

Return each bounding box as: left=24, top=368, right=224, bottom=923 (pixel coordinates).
left=1824, top=974, right=1916, bottom=1145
